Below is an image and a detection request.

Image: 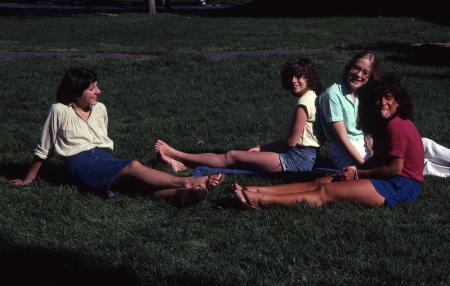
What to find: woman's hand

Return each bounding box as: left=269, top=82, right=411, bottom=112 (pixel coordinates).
left=343, top=166, right=358, bottom=181
left=248, top=145, right=261, bottom=152
left=8, top=178, right=33, bottom=187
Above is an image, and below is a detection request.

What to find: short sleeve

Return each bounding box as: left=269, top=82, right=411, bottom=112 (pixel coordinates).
left=327, top=91, right=344, bottom=122
left=298, top=91, right=316, bottom=121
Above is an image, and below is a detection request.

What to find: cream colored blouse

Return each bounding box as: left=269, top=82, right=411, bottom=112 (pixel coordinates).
left=283, top=90, right=320, bottom=148
left=34, top=102, right=114, bottom=160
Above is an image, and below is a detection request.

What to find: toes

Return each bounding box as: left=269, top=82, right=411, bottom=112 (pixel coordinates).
left=233, top=187, right=246, bottom=204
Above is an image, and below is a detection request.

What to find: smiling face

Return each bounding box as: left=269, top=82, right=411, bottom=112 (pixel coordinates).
left=290, top=76, right=308, bottom=96
left=346, top=58, right=372, bottom=93
left=379, top=92, right=399, bottom=120
left=76, top=81, right=101, bottom=109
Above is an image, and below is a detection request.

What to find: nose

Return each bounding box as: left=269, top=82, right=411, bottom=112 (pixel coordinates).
left=354, top=69, right=365, bottom=78
left=95, top=86, right=101, bottom=94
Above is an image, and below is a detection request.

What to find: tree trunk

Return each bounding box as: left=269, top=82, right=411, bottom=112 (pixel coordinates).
left=148, top=0, right=157, bottom=14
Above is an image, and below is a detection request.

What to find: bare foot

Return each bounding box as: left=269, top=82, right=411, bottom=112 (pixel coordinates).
left=190, top=173, right=225, bottom=191
left=232, top=183, right=260, bottom=209
left=232, top=183, right=247, bottom=204
left=241, top=189, right=260, bottom=209
left=155, top=139, right=187, bottom=172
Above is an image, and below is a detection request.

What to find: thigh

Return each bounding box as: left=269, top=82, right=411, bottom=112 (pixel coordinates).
left=323, top=179, right=385, bottom=207
left=231, top=150, right=282, bottom=172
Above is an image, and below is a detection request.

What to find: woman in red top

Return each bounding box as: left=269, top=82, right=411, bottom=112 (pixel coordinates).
left=233, top=74, right=424, bottom=208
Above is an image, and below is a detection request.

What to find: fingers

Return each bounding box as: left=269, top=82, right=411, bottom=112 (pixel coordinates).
left=8, top=179, right=24, bottom=186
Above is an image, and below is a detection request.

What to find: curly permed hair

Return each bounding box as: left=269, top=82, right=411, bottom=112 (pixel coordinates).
left=358, top=74, right=414, bottom=135
left=281, top=58, right=322, bottom=95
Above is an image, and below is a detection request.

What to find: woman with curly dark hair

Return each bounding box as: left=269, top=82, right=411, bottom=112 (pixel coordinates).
left=156, top=58, right=323, bottom=173
left=233, top=74, right=425, bottom=208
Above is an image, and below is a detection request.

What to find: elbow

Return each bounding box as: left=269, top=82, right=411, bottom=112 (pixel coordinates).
left=393, top=168, right=402, bottom=176
left=388, top=166, right=402, bottom=177
left=286, top=139, right=298, bottom=148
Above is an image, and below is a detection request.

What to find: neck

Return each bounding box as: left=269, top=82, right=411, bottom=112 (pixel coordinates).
left=75, top=104, right=91, bottom=112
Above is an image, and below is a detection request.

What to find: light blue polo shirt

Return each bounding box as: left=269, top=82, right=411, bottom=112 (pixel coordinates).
left=318, top=80, right=364, bottom=143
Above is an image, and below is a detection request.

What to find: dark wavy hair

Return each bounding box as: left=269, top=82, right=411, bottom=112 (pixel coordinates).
left=358, top=74, right=414, bottom=135
left=281, top=58, right=322, bottom=95
left=56, top=68, right=97, bottom=105
left=343, top=51, right=381, bottom=82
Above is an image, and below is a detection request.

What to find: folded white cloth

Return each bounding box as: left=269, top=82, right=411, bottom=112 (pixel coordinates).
left=422, top=138, right=450, bottom=178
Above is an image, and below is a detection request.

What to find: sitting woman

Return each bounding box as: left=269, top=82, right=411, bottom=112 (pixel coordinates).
left=155, top=58, right=322, bottom=173
left=318, top=51, right=381, bottom=169
left=233, top=74, right=425, bottom=208
left=9, top=68, right=224, bottom=206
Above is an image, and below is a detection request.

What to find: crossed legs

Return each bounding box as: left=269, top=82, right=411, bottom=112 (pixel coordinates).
left=112, top=160, right=224, bottom=201
left=155, top=139, right=282, bottom=172
left=233, top=179, right=385, bottom=208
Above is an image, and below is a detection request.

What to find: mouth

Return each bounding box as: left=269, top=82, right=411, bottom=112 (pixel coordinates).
left=380, top=108, right=390, bottom=118
left=350, top=76, right=364, bottom=83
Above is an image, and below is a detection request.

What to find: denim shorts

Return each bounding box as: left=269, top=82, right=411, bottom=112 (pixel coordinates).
left=279, top=146, right=317, bottom=172
left=328, top=138, right=370, bottom=169
left=370, top=176, right=421, bottom=206
left=64, top=148, right=132, bottom=195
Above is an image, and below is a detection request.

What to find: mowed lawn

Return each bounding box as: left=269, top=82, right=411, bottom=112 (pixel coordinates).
left=0, top=14, right=449, bottom=285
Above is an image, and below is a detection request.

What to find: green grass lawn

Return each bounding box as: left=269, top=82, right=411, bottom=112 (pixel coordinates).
left=0, top=14, right=449, bottom=285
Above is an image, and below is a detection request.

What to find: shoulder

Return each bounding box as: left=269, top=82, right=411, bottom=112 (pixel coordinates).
left=320, top=81, right=344, bottom=101
left=93, top=102, right=107, bottom=113
left=387, top=117, right=418, bottom=134
left=48, top=103, right=69, bottom=115
left=298, top=90, right=317, bottom=104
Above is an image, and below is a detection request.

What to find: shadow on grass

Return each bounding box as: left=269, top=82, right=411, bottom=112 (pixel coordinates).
left=0, top=161, right=70, bottom=186
left=0, top=237, right=237, bottom=286
left=0, top=238, right=139, bottom=286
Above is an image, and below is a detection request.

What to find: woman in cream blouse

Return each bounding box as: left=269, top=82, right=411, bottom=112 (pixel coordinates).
left=9, top=68, right=223, bottom=206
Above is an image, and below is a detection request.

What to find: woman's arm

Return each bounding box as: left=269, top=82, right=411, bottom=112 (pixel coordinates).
left=9, top=104, right=62, bottom=187
left=344, top=157, right=403, bottom=180
left=9, top=157, right=45, bottom=186
left=331, top=121, right=364, bottom=164
left=285, top=106, right=307, bottom=148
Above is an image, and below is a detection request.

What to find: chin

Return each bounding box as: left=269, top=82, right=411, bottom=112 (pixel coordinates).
left=350, top=82, right=363, bottom=90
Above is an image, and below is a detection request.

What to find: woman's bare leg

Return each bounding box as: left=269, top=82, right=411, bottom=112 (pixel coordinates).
left=238, top=176, right=334, bottom=195
left=112, top=160, right=223, bottom=192
left=237, top=179, right=384, bottom=208
left=156, top=139, right=282, bottom=172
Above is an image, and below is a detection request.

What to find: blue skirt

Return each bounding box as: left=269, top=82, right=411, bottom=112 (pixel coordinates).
left=279, top=146, right=317, bottom=172
left=370, top=176, right=422, bottom=206
left=64, top=148, right=132, bottom=195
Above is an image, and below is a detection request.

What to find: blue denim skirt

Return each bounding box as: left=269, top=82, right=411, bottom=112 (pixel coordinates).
left=64, top=148, right=132, bottom=195
left=370, top=176, right=421, bottom=206
left=279, top=146, right=317, bottom=172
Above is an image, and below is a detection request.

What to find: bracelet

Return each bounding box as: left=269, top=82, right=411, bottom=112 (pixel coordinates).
left=354, top=169, right=359, bottom=180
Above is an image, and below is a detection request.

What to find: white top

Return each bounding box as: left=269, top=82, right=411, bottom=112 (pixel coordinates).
left=284, top=90, right=320, bottom=148
left=34, top=102, right=114, bottom=160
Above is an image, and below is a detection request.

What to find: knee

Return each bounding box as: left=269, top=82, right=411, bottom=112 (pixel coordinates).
left=316, top=184, right=330, bottom=206
left=123, top=160, right=143, bottom=176
left=224, top=150, right=239, bottom=165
